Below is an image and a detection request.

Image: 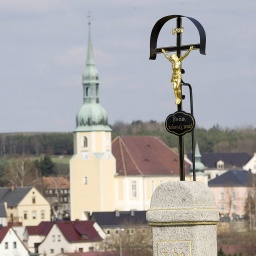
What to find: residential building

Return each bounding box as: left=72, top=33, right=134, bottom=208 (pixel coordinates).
left=188, top=151, right=251, bottom=180
left=243, top=152, right=256, bottom=173
left=24, top=221, right=54, bottom=253
left=41, top=176, right=70, bottom=219
left=0, top=226, right=29, bottom=256
left=0, top=186, right=50, bottom=226
left=38, top=221, right=105, bottom=255
left=91, top=210, right=152, bottom=254
left=208, top=170, right=255, bottom=219
left=70, top=23, right=194, bottom=220
left=0, top=203, right=7, bottom=227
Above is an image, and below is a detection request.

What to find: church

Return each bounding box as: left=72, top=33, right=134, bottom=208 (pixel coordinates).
left=70, top=24, right=204, bottom=221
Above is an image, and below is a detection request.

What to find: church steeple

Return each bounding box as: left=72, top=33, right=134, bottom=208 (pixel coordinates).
left=82, top=23, right=99, bottom=104
left=75, top=23, right=111, bottom=132
left=194, top=143, right=205, bottom=172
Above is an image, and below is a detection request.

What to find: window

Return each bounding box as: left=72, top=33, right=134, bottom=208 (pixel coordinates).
left=151, top=180, right=155, bottom=194
left=217, top=161, right=224, bottom=169
left=233, top=205, right=237, bottom=211
left=50, top=249, right=54, bottom=254
left=41, top=210, right=45, bottom=219
left=45, top=190, right=48, bottom=194
left=5, top=242, right=8, bottom=249
left=52, top=235, right=55, bottom=242
left=232, top=191, right=236, bottom=200
left=79, top=248, right=84, bottom=252
left=83, top=136, right=88, bottom=147
left=61, top=248, right=64, bottom=253
left=49, top=190, right=52, bottom=194
left=220, top=192, right=224, bottom=200
left=58, top=235, right=61, bottom=242
left=32, top=211, right=36, bottom=219
left=106, top=230, right=110, bottom=235
left=132, top=180, right=137, bottom=197
left=24, top=211, right=28, bottom=220
left=220, top=205, right=225, bottom=211
left=84, top=176, right=88, bottom=185
left=89, top=247, right=94, bottom=252
left=32, top=197, right=36, bottom=204
left=13, top=242, right=17, bottom=249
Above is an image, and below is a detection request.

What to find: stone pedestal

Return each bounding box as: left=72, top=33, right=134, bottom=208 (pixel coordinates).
left=147, top=181, right=219, bottom=256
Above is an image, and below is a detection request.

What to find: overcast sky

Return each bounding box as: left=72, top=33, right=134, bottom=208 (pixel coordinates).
left=0, top=0, right=255, bottom=132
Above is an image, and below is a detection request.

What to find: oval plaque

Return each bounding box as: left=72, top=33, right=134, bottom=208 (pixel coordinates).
left=165, top=111, right=195, bottom=136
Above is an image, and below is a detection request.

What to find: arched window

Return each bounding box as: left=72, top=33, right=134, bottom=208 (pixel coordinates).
left=86, top=87, right=90, bottom=96
left=83, top=136, right=88, bottom=147
left=132, top=181, right=137, bottom=197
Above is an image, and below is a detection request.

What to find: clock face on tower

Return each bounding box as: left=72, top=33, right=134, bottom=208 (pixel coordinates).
left=82, top=152, right=89, bottom=160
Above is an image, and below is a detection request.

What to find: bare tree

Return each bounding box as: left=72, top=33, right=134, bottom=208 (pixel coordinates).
left=4, top=154, right=37, bottom=187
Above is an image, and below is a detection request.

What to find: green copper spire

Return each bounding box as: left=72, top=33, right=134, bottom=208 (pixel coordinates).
left=75, top=23, right=111, bottom=132
left=194, top=142, right=205, bottom=172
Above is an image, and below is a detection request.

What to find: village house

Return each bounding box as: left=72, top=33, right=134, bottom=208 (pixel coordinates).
left=38, top=220, right=105, bottom=255
left=40, top=176, right=70, bottom=220
left=23, top=220, right=105, bottom=254
left=187, top=151, right=251, bottom=180
left=0, top=226, right=29, bottom=256
left=208, top=170, right=255, bottom=220
left=0, top=186, right=50, bottom=226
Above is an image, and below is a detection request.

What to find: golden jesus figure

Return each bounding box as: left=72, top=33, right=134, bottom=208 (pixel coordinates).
left=162, top=46, right=193, bottom=105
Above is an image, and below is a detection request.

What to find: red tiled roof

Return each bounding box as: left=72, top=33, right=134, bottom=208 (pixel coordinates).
left=42, top=176, right=69, bottom=189
left=26, top=221, right=54, bottom=236
left=0, top=226, right=9, bottom=243
left=57, top=220, right=102, bottom=242
left=112, top=136, right=190, bottom=176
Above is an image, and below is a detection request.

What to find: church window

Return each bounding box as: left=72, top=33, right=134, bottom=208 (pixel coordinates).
left=82, top=152, right=89, bottom=160
left=86, top=87, right=90, bottom=96
left=83, top=136, right=88, bottom=147
left=132, top=181, right=137, bottom=197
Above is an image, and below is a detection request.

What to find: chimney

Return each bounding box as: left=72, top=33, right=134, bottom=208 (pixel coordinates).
left=10, top=185, right=14, bottom=191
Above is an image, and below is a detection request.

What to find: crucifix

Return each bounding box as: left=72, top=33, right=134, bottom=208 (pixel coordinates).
left=149, top=15, right=206, bottom=181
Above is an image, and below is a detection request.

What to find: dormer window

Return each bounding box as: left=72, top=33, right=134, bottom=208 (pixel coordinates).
left=81, top=234, right=88, bottom=239
left=217, top=160, right=224, bottom=170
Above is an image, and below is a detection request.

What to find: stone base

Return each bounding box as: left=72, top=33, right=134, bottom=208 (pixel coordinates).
left=147, top=181, right=219, bottom=256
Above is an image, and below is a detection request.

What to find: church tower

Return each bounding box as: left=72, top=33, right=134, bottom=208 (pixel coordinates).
left=70, top=23, right=116, bottom=220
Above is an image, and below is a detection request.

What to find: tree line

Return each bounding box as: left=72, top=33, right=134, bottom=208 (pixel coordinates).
left=0, top=121, right=255, bottom=156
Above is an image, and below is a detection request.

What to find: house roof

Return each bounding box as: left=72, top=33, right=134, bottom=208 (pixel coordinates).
left=29, top=221, right=102, bottom=242
left=56, top=220, right=102, bottom=242
left=26, top=221, right=55, bottom=236
left=0, top=226, right=9, bottom=243
left=42, top=176, right=69, bottom=189
left=208, top=170, right=255, bottom=187
left=112, top=136, right=190, bottom=176
left=0, top=203, right=7, bottom=218
left=187, top=152, right=251, bottom=169
left=91, top=211, right=147, bottom=227
left=0, top=186, right=32, bottom=207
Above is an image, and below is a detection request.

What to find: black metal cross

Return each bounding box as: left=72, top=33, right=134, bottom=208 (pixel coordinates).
left=149, top=15, right=206, bottom=181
